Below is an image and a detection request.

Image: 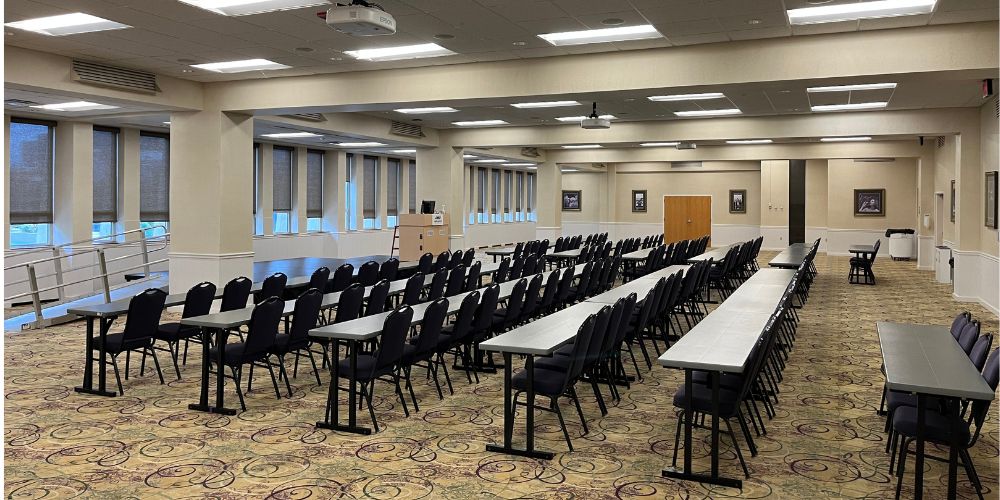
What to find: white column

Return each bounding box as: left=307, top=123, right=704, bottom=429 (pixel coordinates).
left=256, top=143, right=273, bottom=236
left=536, top=160, right=562, bottom=240
left=118, top=128, right=141, bottom=240
left=401, top=158, right=411, bottom=215
left=292, top=146, right=307, bottom=233
left=416, top=145, right=465, bottom=249
left=378, top=155, right=388, bottom=229
left=323, top=150, right=345, bottom=232
left=53, top=121, right=93, bottom=245
left=3, top=115, right=10, bottom=249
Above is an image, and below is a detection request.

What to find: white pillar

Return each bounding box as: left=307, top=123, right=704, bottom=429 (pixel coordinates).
left=256, top=143, right=273, bottom=236
left=292, top=146, right=307, bottom=234
left=416, top=145, right=465, bottom=249
left=3, top=115, right=10, bottom=249
left=536, top=160, right=562, bottom=240
left=378, top=155, right=388, bottom=228
left=118, top=128, right=141, bottom=240
left=53, top=121, right=93, bottom=245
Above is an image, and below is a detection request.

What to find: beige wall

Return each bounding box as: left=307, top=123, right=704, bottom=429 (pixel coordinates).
left=981, top=97, right=999, bottom=256
left=613, top=167, right=761, bottom=226
left=761, top=160, right=789, bottom=227
left=934, top=136, right=958, bottom=244
left=806, top=159, right=829, bottom=228
left=560, top=172, right=606, bottom=222
left=827, top=158, right=918, bottom=230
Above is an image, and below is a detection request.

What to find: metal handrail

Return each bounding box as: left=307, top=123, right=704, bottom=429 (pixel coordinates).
left=3, top=232, right=169, bottom=271
left=5, top=258, right=170, bottom=301
left=5, top=224, right=168, bottom=259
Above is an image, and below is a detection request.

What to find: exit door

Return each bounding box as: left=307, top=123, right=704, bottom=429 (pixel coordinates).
left=663, top=195, right=712, bottom=245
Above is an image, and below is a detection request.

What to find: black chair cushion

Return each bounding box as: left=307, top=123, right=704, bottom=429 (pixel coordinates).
left=511, top=366, right=568, bottom=397
left=208, top=342, right=247, bottom=368
left=336, top=354, right=379, bottom=381
left=270, top=333, right=308, bottom=355
left=692, top=370, right=743, bottom=391
left=102, top=332, right=153, bottom=354
left=672, top=383, right=742, bottom=417
left=534, top=355, right=571, bottom=371
left=891, top=406, right=970, bottom=445
left=154, top=322, right=200, bottom=342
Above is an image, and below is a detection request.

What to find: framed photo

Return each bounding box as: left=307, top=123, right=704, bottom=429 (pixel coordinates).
left=854, top=188, right=885, bottom=216
left=950, top=180, right=956, bottom=222
left=986, top=171, right=998, bottom=229
left=729, top=189, right=747, bottom=214
left=632, top=190, right=647, bottom=212
left=561, top=190, right=581, bottom=211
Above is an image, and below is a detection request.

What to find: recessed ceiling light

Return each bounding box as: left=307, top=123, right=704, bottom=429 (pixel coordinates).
left=640, top=142, right=680, bottom=147
left=452, top=120, right=508, bottom=127
left=820, top=136, right=873, bottom=142
left=163, top=121, right=171, bottom=125
left=601, top=18, right=625, bottom=26
left=391, top=149, right=417, bottom=153
left=562, top=144, right=602, bottom=149
left=181, top=69, right=194, bottom=73
left=811, top=102, right=888, bottom=112
left=334, top=142, right=386, bottom=147
left=30, top=101, right=119, bottom=112
left=807, top=83, right=897, bottom=93
left=746, top=18, right=762, bottom=25
left=394, top=107, right=458, bottom=114
left=674, top=108, right=742, bottom=117
left=538, top=24, right=662, bottom=46
left=726, top=139, right=773, bottom=144
left=330, top=56, right=344, bottom=61
left=177, top=0, right=330, bottom=16
left=261, top=131, right=321, bottom=138
left=648, top=92, right=725, bottom=102
left=503, top=163, right=536, bottom=167
left=433, top=33, right=455, bottom=40
left=788, top=0, right=936, bottom=25
left=344, top=43, right=456, bottom=62
left=555, top=114, right=616, bottom=122
left=561, top=168, right=579, bottom=172
left=474, top=159, right=506, bottom=163
left=5, top=13, right=131, bottom=36
left=191, top=59, right=290, bottom=73
left=512, top=41, right=527, bottom=46
left=511, top=100, right=581, bottom=109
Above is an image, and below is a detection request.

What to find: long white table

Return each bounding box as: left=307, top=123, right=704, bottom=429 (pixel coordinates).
left=768, top=243, right=808, bottom=269
left=622, top=246, right=655, bottom=262
left=586, top=265, right=688, bottom=305
left=686, top=244, right=735, bottom=264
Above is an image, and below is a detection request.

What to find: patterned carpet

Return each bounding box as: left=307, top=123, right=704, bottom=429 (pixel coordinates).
left=4, top=252, right=998, bottom=499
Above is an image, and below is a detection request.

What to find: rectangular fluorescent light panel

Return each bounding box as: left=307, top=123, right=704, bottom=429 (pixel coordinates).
left=674, top=108, right=742, bottom=117
left=811, top=102, right=888, bottom=112
left=555, top=115, right=616, bottom=122
left=391, top=149, right=417, bottom=153
left=820, top=136, right=872, bottom=142
left=511, top=101, right=581, bottom=109
left=562, top=144, right=602, bottom=149
left=5, top=13, right=131, bottom=36
left=463, top=154, right=478, bottom=159
left=177, top=0, right=330, bottom=16
left=30, top=101, right=119, bottom=112
left=647, top=93, right=725, bottom=102
left=474, top=159, right=506, bottom=163
left=452, top=120, right=507, bottom=127
left=788, top=0, right=936, bottom=25
left=807, top=83, right=897, bottom=93
left=503, top=163, right=536, bottom=167
left=640, top=142, right=680, bottom=147
left=261, top=132, right=321, bottom=138
left=192, top=59, right=290, bottom=73
left=726, top=139, right=773, bottom=144
left=335, top=142, right=386, bottom=147
left=539, top=24, right=662, bottom=46
left=344, top=43, right=456, bottom=62
left=393, top=107, right=458, bottom=114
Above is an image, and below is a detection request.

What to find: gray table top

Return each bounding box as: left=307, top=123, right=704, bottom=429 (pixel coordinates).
left=622, top=247, right=655, bottom=261
left=68, top=291, right=197, bottom=318
left=849, top=244, right=876, bottom=253
left=587, top=265, right=687, bottom=304
left=634, top=264, right=690, bottom=283
left=878, top=322, right=995, bottom=400
left=768, top=243, right=809, bottom=268
left=686, top=244, right=735, bottom=264
left=658, top=268, right=795, bottom=372
left=181, top=300, right=297, bottom=329
left=547, top=249, right=582, bottom=259
left=479, top=302, right=609, bottom=356
left=485, top=247, right=516, bottom=256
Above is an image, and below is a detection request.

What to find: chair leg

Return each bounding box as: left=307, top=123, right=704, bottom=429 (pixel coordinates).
left=264, top=358, right=281, bottom=400
left=305, top=348, right=322, bottom=386
left=278, top=356, right=293, bottom=397
left=362, top=381, right=380, bottom=433
left=403, top=366, right=419, bottom=412
left=393, top=371, right=410, bottom=417
left=231, top=366, right=247, bottom=412
left=589, top=376, right=608, bottom=416
left=182, top=338, right=190, bottom=365
left=894, top=437, right=909, bottom=499
left=437, top=353, right=454, bottom=395
left=569, top=386, right=588, bottom=434
left=247, top=364, right=254, bottom=392
left=166, top=341, right=182, bottom=380
left=110, top=354, right=125, bottom=395
left=672, top=410, right=684, bottom=468
left=146, top=347, right=165, bottom=385
left=725, top=419, right=751, bottom=479
left=427, top=361, right=444, bottom=400
left=552, top=398, right=573, bottom=452
left=124, top=350, right=131, bottom=380
left=959, top=448, right=984, bottom=500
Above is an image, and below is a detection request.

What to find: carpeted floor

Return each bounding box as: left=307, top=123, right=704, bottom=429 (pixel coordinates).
left=4, top=252, right=998, bottom=499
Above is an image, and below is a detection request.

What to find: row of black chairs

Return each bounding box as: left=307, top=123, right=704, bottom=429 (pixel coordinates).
left=554, top=232, right=608, bottom=252
left=706, top=237, right=764, bottom=300
left=416, top=248, right=477, bottom=275
left=504, top=239, right=551, bottom=262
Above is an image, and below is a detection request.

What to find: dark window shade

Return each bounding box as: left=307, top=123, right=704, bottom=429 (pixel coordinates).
left=408, top=161, right=416, bottom=213
left=272, top=146, right=293, bottom=212
left=504, top=170, right=512, bottom=213
left=468, top=166, right=475, bottom=215
left=306, top=149, right=323, bottom=218
left=92, top=127, right=118, bottom=223
left=477, top=168, right=487, bottom=212
left=9, top=120, right=54, bottom=224
left=139, top=132, right=169, bottom=222
left=491, top=170, right=500, bottom=212
left=516, top=171, right=524, bottom=212
left=252, top=143, right=259, bottom=214
left=363, top=155, right=378, bottom=219
left=527, top=173, right=536, bottom=212
left=387, top=158, right=400, bottom=217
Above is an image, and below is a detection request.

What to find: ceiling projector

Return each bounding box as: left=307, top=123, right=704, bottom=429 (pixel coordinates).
left=321, top=1, right=396, bottom=36
left=581, top=102, right=611, bottom=129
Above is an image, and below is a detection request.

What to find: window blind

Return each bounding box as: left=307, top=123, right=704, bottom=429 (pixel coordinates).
left=9, top=119, right=55, bottom=224
left=477, top=168, right=487, bottom=212
left=92, top=127, right=119, bottom=223
left=363, top=155, right=378, bottom=219
left=491, top=170, right=500, bottom=213
left=527, top=172, right=536, bottom=212
left=252, top=143, right=259, bottom=214
left=306, top=149, right=323, bottom=218
left=387, top=158, right=400, bottom=217
left=272, top=146, right=293, bottom=212
left=504, top=170, right=512, bottom=214
left=516, top=171, right=524, bottom=212
left=139, top=132, right=169, bottom=222
left=408, top=161, right=416, bottom=213
left=468, top=166, right=475, bottom=217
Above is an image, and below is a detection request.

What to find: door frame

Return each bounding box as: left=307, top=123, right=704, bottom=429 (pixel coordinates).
left=663, top=194, right=713, bottom=245
left=934, top=191, right=945, bottom=246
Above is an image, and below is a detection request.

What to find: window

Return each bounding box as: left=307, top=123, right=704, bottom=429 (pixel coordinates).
left=387, top=158, right=401, bottom=228
left=468, top=165, right=475, bottom=224
left=503, top=170, right=513, bottom=222
left=140, top=132, right=169, bottom=234
left=272, top=146, right=293, bottom=234
left=345, top=153, right=357, bottom=230
left=408, top=160, right=417, bottom=214
left=91, top=127, right=119, bottom=240
left=362, top=155, right=379, bottom=229
left=491, top=169, right=501, bottom=223
left=9, top=118, right=54, bottom=247
left=527, top=172, right=537, bottom=222
left=516, top=171, right=525, bottom=222
left=477, top=167, right=488, bottom=223
left=307, top=149, right=323, bottom=231
left=253, top=143, right=261, bottom=235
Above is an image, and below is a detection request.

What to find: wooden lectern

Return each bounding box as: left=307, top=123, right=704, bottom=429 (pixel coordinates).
left=398, top=213, right=450, bottom=261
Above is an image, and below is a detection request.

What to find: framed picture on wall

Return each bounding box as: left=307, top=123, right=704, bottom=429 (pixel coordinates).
left=986, top=171, right=998, bottom=229
left=632, top=190, right=647, bottom=212
left=950, top=180, right=956, bottom=222
left=729, top=189, right=747, bottom=214
left=561, top=190, right=581, bottom=211
left=854, top=188, right=885, bottom=216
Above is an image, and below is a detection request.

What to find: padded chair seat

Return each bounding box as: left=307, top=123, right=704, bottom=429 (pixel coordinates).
left=336, top=353, right=381, bottom=381
left=154, top=322, right=200, bottom=342
left=849, top=257, right=868, bottom=264
left=270, top=333, right=308, bottom=355
left=672, top=383, right=742, bottom=417
left=534, top=354, right=572, bottom=371
left=891, top=406, right=971, bottom=445
left=100, top=332, right=153, bottom=354
left=512, top=366, right=569, bottom=397
left=692, top=370, right=744, bottom=390
left=885, top=390, right=943, bottom=414
left=208, top=342, right=248, bottom=367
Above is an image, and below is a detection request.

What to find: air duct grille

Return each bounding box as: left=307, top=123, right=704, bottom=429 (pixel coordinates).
left=391, top=121, right=425, bottom=138
left=72, top=60, right=159, bottom=95
left=285, top=113, right=326, bottom=122
left=937, top=137, right=945, bottom=148
left=671, top=161, right=703, bottom=169
left=520, top=147, right=540, bottom=158
left=853, top=158, right=895, bottom=163
left=994, top=96, right=998, bottom=118
left=4, top=99, right=37, bottom=108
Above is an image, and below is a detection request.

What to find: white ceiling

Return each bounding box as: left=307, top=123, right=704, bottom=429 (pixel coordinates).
left=4, top=0, right=997, bottom=82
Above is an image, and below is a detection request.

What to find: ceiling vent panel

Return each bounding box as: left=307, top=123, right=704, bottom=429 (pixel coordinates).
left=853, top=158, right=895, bottom=163
left=391, top=121, right=425, bottom=138
left=284, top=113, right=326, bottom=122
left=671, top=161, right=703, bottom=169
left=4, top=99, right=38, bottom=108
left=937, top=136, right=946, bottom=148
left=520, top=147, right=540, bottom=158
left=72, top=60, right=159, bottom=95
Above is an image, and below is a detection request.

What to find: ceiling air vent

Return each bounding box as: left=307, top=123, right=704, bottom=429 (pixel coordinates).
left=937, top=136, right=945, bottom=148
left=284, top=113, right=326, bottom=122
left=671, top=161, right=703, bottom=169
left=4, top=99, right=38, bottom=108
left=391, top=121, right=425, bottom=138
left=994, top=96, right=998, bottom=118
left=854, top=158, right=895, bottom=163
left=72, top=60, right=159, bottom=95
left=520, top=147, right=540, bottom=158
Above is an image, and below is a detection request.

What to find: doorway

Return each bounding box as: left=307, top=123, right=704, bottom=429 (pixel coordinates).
left=934, top=192, right=944, bottom=246
left=663, top=195, right=712, bottom=245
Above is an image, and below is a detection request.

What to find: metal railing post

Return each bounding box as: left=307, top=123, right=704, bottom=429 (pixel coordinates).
left=26, top=264, right=43, bottom=324
left=51, top=246, right=65, bottom=301
left=97, top=249, right=112, bottom=303
left=139, top=229, right=151, bottom=277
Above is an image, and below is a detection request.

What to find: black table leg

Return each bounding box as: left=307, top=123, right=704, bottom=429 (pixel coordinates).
left=316, top=338, right=370, bottom=434
left=74, top=316, right=117, bottom=397
left=914, top=393, right=925, bottom=500
left=486, top=352, right=553, bottom=460
left=188, top=327, right=236, bottom=415
left=947, top=396, right=959, bottom=499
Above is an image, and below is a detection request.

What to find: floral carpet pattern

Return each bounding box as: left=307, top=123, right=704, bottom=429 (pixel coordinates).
left=4, top=252, right=998, bottom=499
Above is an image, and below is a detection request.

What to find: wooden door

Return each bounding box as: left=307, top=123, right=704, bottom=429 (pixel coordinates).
left=663, top=195, right=712, bottom=245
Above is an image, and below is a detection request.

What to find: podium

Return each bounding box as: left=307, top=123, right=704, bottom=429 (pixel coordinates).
left=398, top=213, right=450, bottom=261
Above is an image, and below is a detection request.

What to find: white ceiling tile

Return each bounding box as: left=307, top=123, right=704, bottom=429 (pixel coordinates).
left=716, top=10, right=788, bottom=31
left=574, top=10, right=652, bottom=30
left=929, top=8, right=999, bottom=24
left=859, top=14, right=931, bottom=30
left=551, top=0, right=634, bottom=16
left=727, top=26, right=792, bottom=41
left=656, top=18, right=725, bottom=37
left=664, top=32, right=730, bottom=46
left=489, top=1, right=567, bottom=22
left=517, top=17, right=589, bottom=35
left=790, top=20, right=859, bottom=36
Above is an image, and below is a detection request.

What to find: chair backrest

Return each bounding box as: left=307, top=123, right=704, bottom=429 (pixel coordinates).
left=309, top=267, right=330, bottom=293
left=358, top=260, right=380, bottom=286
left=554, top=236, right=565, bottom=252
left=334, top=283, right=365, bottom=323
left=513, top=241, right=525, bottom=260
left=600, top=298, right=626, bottom=355
left=555, top=266, right=576, bottom=305
left=521, top=273, right=544, bottom=320
left=566, top=315, right=598, bottom=380
left=433, top=251, right=450, bottom=272
left=587, top=259, right=606, bottom=295
left=510, top=258, right=526, bottom=280
left=522, top=255, right=537, bottom=277
left=182, top=281, right=217, bottom=319
left=428, top=268, right=448, bottom=300
left=471, top=283, right=501, bottom=338
left=538, top=240, right=549, bottom=256
left=631, top=287, right=656, bottom=340
left=496, top=258, right=511, bottom=283
left=288, top=288, right=323, bottom=345
left=379, top=258, right=399, bottom=282
left=418, top=252, right=434, bottom=274
left=366, top=279, right=391, bottom=316
left=257, top=272, right=287, bottom=304
left=501, top=278, right=528, bottom=327
left=958, top=320, right=981, bottom=354
left=122, top=288, right=168, bottom=340
left=402, top=273, right=425, bottom=306
left=244, top=296, right=284, bottom=359
left=869, top=239, right=881, bottom=262
left=951, top=311, right=972, bottom=339
left=969, top=348, right=1000, bottom=440
left=968, top=334, right=994, bottom=371
left=329, top=264, right=354, bottom=293
left=372, top=306, right=414, bottom=374
left=462, top=248, right=476, bottom=267
left=446, top=265, right=467, bottom=296
left=465, top=261, right=482, bottom=292
left=449, top=249, right=464, bottom=269
left=448, top=291, right=481, bottom=344
left=673, top=240, right=689, bottom=264
left=413, top=298, right=449, bottom=357
left=583, top=305, right=612, bottom=366
left=538, top=269, right=561, bottom=313
left=220, top=276, right=252, bottom=312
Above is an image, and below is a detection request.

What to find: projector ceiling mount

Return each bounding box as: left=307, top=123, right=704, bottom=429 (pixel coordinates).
left=581, top=102, right=610, bottom=129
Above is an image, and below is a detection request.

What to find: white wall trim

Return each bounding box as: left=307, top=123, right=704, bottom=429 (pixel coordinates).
left=951, top=249, right=999, bottom=315
left=916, top=235, right=935, bottom=270
left=167, top=251, right=254, bottom=260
